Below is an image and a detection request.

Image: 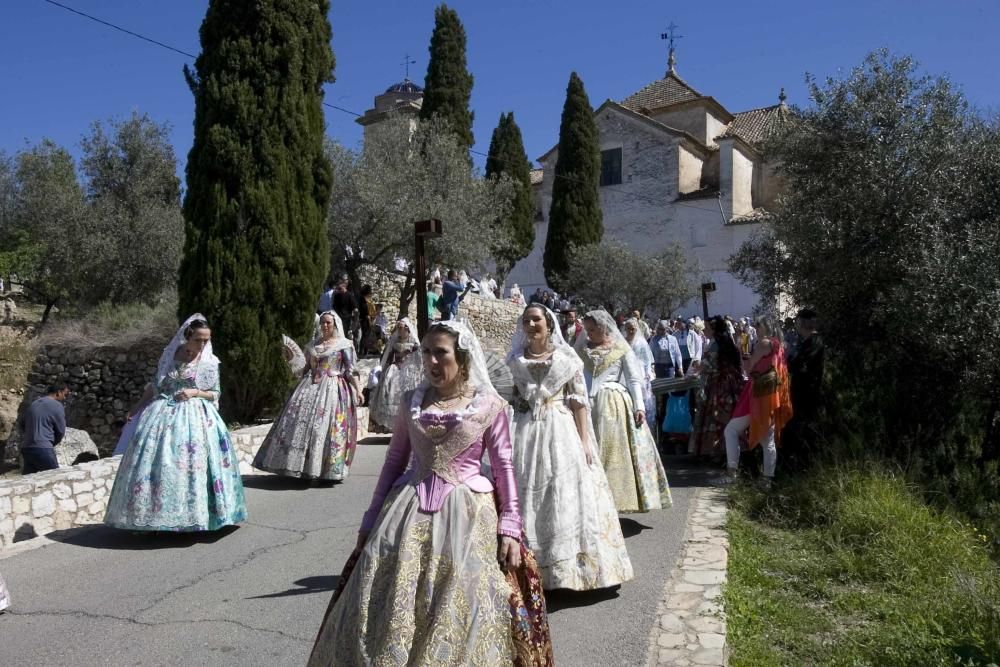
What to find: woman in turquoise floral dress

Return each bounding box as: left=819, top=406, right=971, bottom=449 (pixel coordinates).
left=104, top=315, right=247, bottom=532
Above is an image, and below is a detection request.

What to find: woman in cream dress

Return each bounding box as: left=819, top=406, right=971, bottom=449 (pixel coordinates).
left=578, top=310, right=671, bottom=513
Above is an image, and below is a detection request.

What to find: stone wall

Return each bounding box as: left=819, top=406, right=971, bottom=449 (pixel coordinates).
left=0, top=415, right=370, bottom=550
left=0, top=421, right=272, bottom=549
left=15, top=340, right=162, bottom=456
left=360, top=266, right=522, bottom=353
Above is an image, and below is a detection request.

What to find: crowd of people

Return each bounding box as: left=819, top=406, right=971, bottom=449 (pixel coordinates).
left=4, top=268, right=824, bottom=664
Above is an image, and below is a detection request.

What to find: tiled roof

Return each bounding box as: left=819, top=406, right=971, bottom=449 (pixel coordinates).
left=620, top=73, right=702, bottom=113
left=529, top=169, right=543, bottom=186
left=718, top=104, right=790, bottom=146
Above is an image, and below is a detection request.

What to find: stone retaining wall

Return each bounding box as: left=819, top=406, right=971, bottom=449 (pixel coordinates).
left=13, top=340, right=162, bottom=457
left=362, top=266, right=522, bottom=352
left=0, top=413, right=368, bottom=550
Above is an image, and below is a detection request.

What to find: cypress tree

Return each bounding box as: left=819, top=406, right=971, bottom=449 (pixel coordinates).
left=179, top=0, right=334, bottom=421
left=485, top=112, right=535, bottom=277
left=420, top=4, right=474, bottom=151
left=544, top=72, right=603, bottom=289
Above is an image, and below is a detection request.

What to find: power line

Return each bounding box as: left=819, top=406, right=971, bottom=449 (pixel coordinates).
left=36, top=0, right=730, bottom=219
left=40, top=0, right=198, bottom=59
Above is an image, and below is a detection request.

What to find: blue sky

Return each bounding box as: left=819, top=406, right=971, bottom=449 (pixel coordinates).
left=2, top=0, right=998, bottom=174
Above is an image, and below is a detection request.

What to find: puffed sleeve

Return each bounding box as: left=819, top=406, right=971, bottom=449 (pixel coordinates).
left=565, top=368, right=589, bottom=411
left=359, top=399, right=412, bottom=533
left=621, top=348, right=646, bottom=411
left=483, top=408, right=522, bottom=540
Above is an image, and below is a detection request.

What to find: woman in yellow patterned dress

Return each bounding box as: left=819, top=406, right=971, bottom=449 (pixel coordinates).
left=577, top=310, right=671, bottom=513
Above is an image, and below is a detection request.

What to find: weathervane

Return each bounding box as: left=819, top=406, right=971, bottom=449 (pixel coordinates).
left=401, top=54, right=416, bottom=80
left=660, top=22, right=683, bottom=75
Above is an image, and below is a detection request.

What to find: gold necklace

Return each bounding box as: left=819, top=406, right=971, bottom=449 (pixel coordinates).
left=432, top=387, right=470, bottom=410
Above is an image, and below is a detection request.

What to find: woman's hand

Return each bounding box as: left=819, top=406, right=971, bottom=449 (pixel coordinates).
left=581, top=436, right=594, bottom=466
left=174, top=388, right=198, bottom=402
left=635, top=410, right=646, bottom=427
left=498, top=535, right=521, bottom=572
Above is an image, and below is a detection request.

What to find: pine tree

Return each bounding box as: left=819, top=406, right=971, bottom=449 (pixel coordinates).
left=420, top=4, right=474, bottom=151
left=485, top=112, right=535, bottom=278
left=179, top=0, right=334, bottom=421
left=544, top=72, right=603, bottom=289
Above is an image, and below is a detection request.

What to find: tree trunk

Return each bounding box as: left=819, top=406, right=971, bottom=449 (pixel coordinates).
left=398, top=267, right=416, bottom=319
left=41, top=299, right=57, bottom=325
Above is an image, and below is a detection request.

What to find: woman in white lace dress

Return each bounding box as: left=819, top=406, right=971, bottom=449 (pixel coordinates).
left=369, top=318, right=422, bottom=430
left=624, top=317, right=657, bottom=418
left=578, top=310, right=671, bottom=513
left=252, top=311, right=361, bottom=481
left=508, top=305, right=634, bottom=591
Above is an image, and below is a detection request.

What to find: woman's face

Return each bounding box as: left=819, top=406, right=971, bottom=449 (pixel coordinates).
left=396, top=321, right=409, bottom=339
left=521, top=307, right=549, bottom=345
left=319, top=314, right=336, bottom=339
left=624, top=323, right=637, bottom=340
left=185, top=327, right=211, bottom=354
left=422, top=331, right=461, bottom=390
left=583, top=319, right=606, bottom=345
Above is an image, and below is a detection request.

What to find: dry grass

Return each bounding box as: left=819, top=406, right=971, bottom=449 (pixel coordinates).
left=40, top=291, right=178, bottom=349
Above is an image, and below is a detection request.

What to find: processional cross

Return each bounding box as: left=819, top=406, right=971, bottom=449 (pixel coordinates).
left=401, top=54, right=416, bottom=80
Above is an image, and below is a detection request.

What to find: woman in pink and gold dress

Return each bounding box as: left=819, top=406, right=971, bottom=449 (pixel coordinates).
left=309, top=320, right=552, bottom=666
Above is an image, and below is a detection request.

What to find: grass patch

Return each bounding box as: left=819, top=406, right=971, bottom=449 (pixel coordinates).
left=41, top=291, right=178, bottom=348
left=0, top=334, right=35, bottom=391
left=725, top=466, right=1000, bottom=666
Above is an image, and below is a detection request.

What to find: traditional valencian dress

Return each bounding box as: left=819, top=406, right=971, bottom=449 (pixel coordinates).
left=104, top=315, right=247, bottom=532
left=508, top=333, right=634, bottom=591
left=369, top=318, right=422, bottom=430
left=253, top=312, right=358, bottom=481
left=310, top=322, right=553, bottom=666
left=580, top=314, right=671, bottom=513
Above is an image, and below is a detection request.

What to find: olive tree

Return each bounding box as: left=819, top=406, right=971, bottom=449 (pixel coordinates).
left=729, top=50, right=1000, bottom=492
left=327, top=115, right=514, bottom=313
left=560, top=239, right=696, bottom=316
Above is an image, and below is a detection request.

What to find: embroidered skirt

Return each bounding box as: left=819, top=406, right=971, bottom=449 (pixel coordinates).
left=309, top=485, right=516, bottom=666
left=592, top=384, right=672, bottom=513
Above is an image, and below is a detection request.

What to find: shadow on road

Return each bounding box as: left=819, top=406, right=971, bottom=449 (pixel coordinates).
left=247, top=575, right=340, bottom=599
left=661, top=456, right=717, bottom=488
left=619, top=518, right=654, bottom=538
left=239, top=475, right=318, bottom=491
left=544, top=586, right=621, bottom=613
left=42, top=524, right=240, bottom=551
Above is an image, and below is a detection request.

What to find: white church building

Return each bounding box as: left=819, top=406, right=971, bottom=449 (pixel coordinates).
left=507, top=50, right=789, bottom=317
left=356, top=50, right=788, bottom=317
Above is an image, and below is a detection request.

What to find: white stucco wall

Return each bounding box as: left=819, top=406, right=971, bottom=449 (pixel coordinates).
left=507, top=107, right=764, bottom=316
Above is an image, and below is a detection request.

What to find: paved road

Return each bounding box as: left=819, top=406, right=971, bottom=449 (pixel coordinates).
left=0, top=440, right=704, bottom=666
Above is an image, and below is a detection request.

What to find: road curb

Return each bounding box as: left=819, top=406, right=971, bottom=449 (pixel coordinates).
left=646, top=486, right=729, bottom=666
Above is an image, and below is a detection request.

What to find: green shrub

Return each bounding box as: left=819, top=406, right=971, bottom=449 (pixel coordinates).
left=727, top=466, right=1000, bottom=666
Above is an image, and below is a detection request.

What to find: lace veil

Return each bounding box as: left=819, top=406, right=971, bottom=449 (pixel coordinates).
left=424, top=319, right=498, bottom=399
left=312, top=310, right=354, bottom=354
left=379, top=317, right=419, bottom=370
left=155, top=313, right=220, bottom=392
left=507, top=304, right=586, bottom=419
left=576, top=309, right=630, bottom=352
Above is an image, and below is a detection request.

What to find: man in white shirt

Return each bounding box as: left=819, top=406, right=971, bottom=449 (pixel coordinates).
left=674, top=319, right=703, bottom=374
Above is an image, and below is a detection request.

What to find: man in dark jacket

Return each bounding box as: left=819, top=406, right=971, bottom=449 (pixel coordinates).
left=20, top=383, right=70, bottom=474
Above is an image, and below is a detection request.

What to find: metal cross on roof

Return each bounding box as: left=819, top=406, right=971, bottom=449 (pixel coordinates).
left=401, top=54, right=416, bottom=80
left=660, top=22, right=683, bottom=75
